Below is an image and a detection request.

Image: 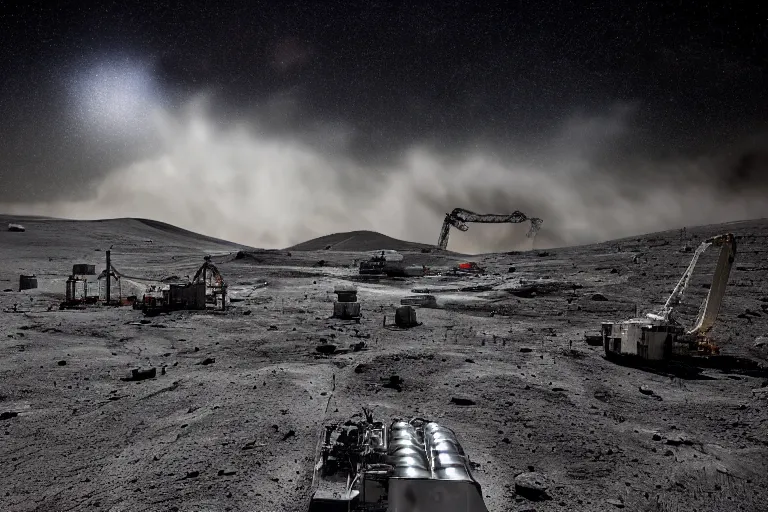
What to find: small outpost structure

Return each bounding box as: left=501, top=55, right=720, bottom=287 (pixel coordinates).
left=332, top=284, right=361, bottom=322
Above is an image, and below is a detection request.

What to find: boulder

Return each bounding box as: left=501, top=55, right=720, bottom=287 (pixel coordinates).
left=514, top=472, right=549, bottom=500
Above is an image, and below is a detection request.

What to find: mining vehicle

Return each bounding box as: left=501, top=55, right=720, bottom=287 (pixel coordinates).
left=359, top=252, right=388, bottom=275
left=358, top=251, right=414, bottom=277
left=602, top=233, right=736, bottom=363
left=309, top=409, right=489, bottom=512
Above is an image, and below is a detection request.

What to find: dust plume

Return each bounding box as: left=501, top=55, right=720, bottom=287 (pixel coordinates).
left=2, top=98, right=767, bottom=254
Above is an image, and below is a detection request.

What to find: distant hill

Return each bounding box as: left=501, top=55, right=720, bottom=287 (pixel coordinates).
left=286, top=230, right=436, bottom=252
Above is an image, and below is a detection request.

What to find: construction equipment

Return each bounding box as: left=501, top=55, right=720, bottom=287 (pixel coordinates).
left=359, top=251, right=388, bottom=276
left=437, top=208, right=543, bottom=250
left=602, top=233, right=737, bottom=362
left=358, top=251, right=413, bottom=277
left=309, top=409, right=489, bottom=512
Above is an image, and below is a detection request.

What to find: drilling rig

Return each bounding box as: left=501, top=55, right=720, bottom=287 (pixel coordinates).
left=437, top=208, right=543, bottom=250
left=602, top=233, right=737, bottom=362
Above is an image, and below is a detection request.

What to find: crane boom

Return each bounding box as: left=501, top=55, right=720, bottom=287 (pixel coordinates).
left=437, top=207, right=542, bottom=250
left=646, top=233, right=736, bottom=336
left=689, top=233, right=737, bottom=335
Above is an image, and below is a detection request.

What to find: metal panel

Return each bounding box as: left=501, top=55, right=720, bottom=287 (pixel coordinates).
left=388, top=479, right=488, bottom=512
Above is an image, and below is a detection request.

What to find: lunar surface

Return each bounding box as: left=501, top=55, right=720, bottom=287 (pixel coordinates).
left=1, top=214, right=767, bottom=512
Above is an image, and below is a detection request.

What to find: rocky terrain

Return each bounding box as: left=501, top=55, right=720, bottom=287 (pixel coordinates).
left=1, top=214, right=767, bottom=512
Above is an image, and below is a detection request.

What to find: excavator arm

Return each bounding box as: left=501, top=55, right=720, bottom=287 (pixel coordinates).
left=437, top=208, right=543, bottom=250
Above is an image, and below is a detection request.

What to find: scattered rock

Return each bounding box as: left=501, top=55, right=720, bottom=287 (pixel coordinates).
left=242, top=440, right=265, bottom=450
left=354, top=364, right=367, bottom=373
left=268, top=325, right=278, bottom=331
left=520, top=347, right=533, bottom=353
left=316, top=344, right=337, bottom=355
left=57, top=360, right=67, bottom=366
left=606, top=498, right=625, bottom=508
left=514, top=472, right=549, bottom=501
left=139, top=319, right=151, bottom=325
left=754, top=337, right=767, bottom=348
left=639, top=385, right=655, bottom=396
left=218, top=469, right=237, bottom=476
left=1, top=411, right=19, bottom=420
left=122, top=367, right=157, bottom=381
left=183, top=471, right=199, bottom=479
left=450, top=397, right=476, bottom=406
left=652, top=433, right=662, bottom=441
left=197, top=358, right=216, bottom=365
left=282, top=430, right=296, bottom=441
left=465, top=358, right=475, bottom=363
left=508, top=267, right=516, bottom=273
left=243, top=310, right=252, bottom=315
left=591, top=293, right=608, bottom=301
left=664, top=433, right=692, bottom=446
left=383, top=375, right=404, bottom=391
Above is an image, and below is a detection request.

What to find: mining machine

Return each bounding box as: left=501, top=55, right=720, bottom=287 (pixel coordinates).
left=437, top=208, right=543, bottom=250
left=602, top=233, right=737, bottom=362
left=309, top=408, right=489, bottom=512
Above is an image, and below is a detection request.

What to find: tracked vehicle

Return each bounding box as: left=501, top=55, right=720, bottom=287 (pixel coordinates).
left=309, top=409, right=489, bottom=512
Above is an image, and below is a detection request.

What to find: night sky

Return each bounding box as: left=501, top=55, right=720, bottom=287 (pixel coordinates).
left=0, top=2, right=766, bottom=250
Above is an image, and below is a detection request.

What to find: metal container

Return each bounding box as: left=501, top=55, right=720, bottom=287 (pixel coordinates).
left=19, top=275, right=38, bottom=291
left=72, top=264, right=96, bottom=275
left=333, top=301, right=361, bottom=319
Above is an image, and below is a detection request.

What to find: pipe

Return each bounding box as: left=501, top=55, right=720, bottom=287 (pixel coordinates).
left=105, top=250, right=111, bottom=305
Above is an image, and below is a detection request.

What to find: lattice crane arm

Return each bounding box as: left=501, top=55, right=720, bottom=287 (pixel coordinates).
left=437, top=208, right=543, bottom=250
left=646, top=233, right=736, bottom=337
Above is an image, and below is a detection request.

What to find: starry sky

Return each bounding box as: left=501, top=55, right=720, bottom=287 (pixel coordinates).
left=0, top=2, right=766, bottom=250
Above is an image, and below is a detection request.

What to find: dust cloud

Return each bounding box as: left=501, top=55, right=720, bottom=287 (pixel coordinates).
left=2, top=98, right=766, bottom=254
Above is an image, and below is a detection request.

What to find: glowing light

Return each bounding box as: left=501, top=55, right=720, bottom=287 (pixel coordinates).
left=71, top=59, right=159, bottom=137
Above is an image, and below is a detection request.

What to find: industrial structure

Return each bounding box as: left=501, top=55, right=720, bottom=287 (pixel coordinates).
left=602, top=233, right=737, bottom=362
left=309, top=410, right=488, bottom=512
left=437, top=208, right=543, bottom=250
left=63, top=263, right=98, bottom=307
left=98, top=250, right=122, bottom=305
left=141, top=256, right=227, bottom=314
left=191, top=256, right=227, bottom=310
